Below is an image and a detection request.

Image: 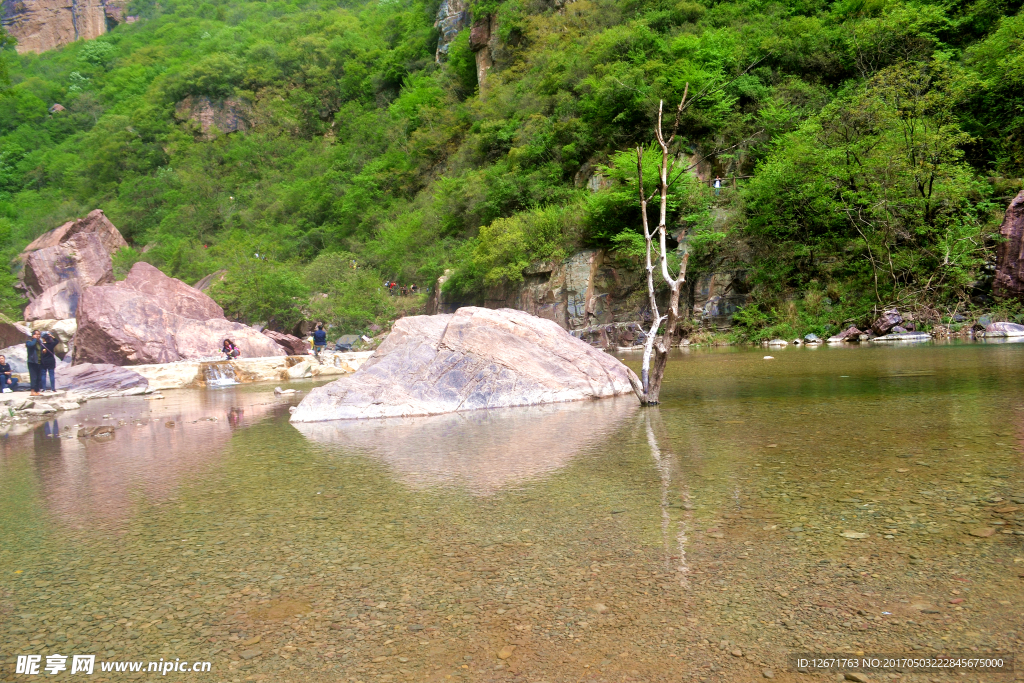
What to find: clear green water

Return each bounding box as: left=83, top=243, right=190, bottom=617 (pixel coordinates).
left=1, top=342, right=1023, bottom=682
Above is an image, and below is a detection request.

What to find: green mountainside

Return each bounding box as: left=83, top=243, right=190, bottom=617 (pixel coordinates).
left=0, top=0, right=1022, bottom=339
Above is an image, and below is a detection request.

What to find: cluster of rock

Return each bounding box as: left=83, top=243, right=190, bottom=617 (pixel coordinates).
left=7, top=211, right=315, bottom=373
left=74, top=262, right=284, bottom=365
left=824, top=310, right=931, bottom=344
left=290, top=307, right=638, bottom=422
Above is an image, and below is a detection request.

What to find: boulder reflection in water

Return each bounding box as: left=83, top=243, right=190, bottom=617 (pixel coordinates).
left=293, top=397, right=638, bottom=494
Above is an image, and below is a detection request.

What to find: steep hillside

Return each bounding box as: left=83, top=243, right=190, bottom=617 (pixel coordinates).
left=0, top=0, right=1022, bottom=339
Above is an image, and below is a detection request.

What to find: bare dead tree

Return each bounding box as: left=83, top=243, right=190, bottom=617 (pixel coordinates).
left=628, top=66, right=766, bottom=405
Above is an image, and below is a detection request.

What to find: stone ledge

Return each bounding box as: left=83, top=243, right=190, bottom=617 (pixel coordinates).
left=131, top=351, right=374, bottom=391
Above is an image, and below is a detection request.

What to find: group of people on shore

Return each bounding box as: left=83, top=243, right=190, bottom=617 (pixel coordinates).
left=383, top=281, right=417, bottom=296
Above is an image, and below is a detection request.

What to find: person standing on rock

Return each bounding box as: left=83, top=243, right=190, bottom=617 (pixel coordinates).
left=40, top=332, right=58, bottom=392
left=312, top=323, right=327, bottom=362
left=26, top=330, right=43, bottom=396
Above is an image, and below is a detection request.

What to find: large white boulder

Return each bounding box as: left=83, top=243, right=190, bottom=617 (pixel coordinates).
left=289, top=307, right=638, bottom=422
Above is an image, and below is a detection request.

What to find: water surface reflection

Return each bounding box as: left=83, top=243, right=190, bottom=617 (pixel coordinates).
left=294, top=398, right=638, bottom=494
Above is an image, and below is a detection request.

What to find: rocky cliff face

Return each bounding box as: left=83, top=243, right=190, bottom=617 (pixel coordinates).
left=2, top=0, right=132, bottom=54
left=427, top=249, right=750, bottom=347
left=994, top=190, right=1024, bottom=300
left=433, top=0, right=468, bottom=61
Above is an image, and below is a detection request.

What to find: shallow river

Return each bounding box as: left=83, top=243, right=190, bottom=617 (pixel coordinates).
left=1, top=342, right=1023, bottom=683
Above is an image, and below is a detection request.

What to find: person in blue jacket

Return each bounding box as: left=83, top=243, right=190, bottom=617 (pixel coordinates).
left=312, top=323, right=328, bottom=361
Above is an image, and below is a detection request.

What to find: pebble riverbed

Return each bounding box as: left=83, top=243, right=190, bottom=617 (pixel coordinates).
left=1, top=341, right=1023, bottom=683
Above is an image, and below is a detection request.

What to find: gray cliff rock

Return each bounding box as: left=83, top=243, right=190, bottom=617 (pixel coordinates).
left=289, top=307, right=638, bottom=422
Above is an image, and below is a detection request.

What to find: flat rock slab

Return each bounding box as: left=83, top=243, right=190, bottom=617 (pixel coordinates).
left=870, top=332, right=931, bottom=342
left=290, top=307, right=637, bottom=422
left=56, top=362, right=149, bottom=398
left=982, top=322, right=1024, bottom=337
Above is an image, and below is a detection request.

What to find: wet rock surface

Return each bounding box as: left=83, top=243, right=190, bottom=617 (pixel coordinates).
left=291, top=307, right=637, bottom=422
left=2, top=346, right=1024, bottom=683
left=74, top=262, right=285, bottom=365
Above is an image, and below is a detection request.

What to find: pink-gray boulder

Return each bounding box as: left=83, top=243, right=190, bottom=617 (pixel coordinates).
left=23, top=232, right=114, bottom=299
left=55, top=362, right=149, bottom=397
left=73, top=262, right=286, bottom=365
left=19, top=209, right=128, bottom=301
left=262, top=329, right=309, bottom=355
left=290, top=307, right=637, bottom=422
left=871, top=309, right=902, bottom=336
left=994, top=190, right=1024, bottom=299
left=24, top=279, right=82, bottom=321
left=22, top=209, right=128, bottom=257
left=983, top=322, right=1024, bottom=337
left=827, top=325, right=863, bottom=343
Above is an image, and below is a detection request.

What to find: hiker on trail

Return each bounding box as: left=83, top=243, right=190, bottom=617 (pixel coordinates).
left=312, top=323, right=328, bottom=361
left=713, top=176, right=722, bottom=195
left=222, top=339, right=240, bottom=360
left=410, top=283, right=418, bottom=294
left=26, top=330, right=43, bottom=396
left=0, top=355, right=13, bottom=393
left=389, top=281, right=397, bottom=295
left=40, top=331, right=58, bottom=392
left=400, top=285, right=407, bottom=296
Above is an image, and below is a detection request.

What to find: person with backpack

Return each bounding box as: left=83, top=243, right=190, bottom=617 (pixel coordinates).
left=26, top=330, right=43, bottom=396
left=40, top=331, right=59, bottom=392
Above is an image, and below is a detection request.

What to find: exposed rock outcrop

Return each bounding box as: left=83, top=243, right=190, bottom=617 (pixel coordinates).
left=433, top=0, right=468, bottom=61
left=827, top=326, right=863, bottom=343
left=74, top=262, right=286, bottom=365
left=429, top=249, right=750, bottom=344
left=2, top=0, right=133, bottom=53
left=994, top=190, right=1024, bottom=300
left=290, top=307, right=638, bottom=422
left=469, top=14, right=498, bottom=93
left=174, top=96, right=250, bottom=138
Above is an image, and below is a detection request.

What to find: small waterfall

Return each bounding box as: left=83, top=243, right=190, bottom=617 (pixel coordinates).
left=201, top=361, right=239, bottom=387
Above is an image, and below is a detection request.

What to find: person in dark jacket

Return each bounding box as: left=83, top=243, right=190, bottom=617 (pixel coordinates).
left=0, top=354, right=12, bottom=392
left=26, top=330, right=43, bottom=396
left=312, top=323, right=327, bottom=361
left=40, top=332, right=59, bottom=392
